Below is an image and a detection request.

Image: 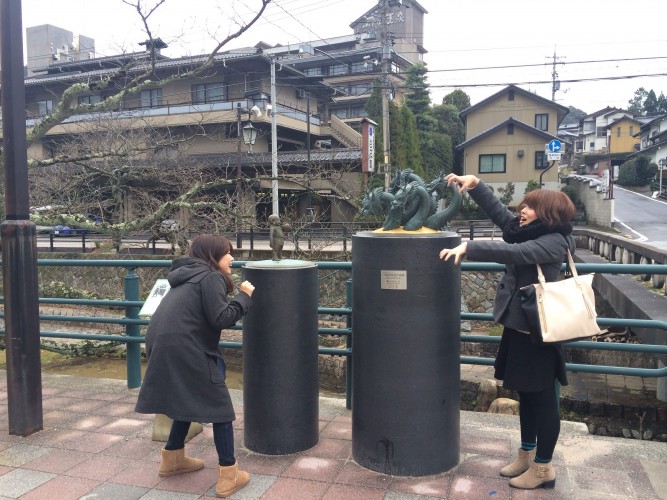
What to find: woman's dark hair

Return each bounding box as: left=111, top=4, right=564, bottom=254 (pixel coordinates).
left=518, top=189, right=576, bottom=228
left=187, top=234, right=234, bottom=293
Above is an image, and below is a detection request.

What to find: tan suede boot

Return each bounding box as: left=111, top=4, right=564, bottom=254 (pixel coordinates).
left=499, top=448, right=535, bottom=477
left=158, top=448, right=205, bottom=477
left=216, top=461, right=250, bottom=498
left=509, top=461, right=556, bottom=489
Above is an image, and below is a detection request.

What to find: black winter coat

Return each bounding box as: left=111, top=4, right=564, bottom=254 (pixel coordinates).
left=465, top=182, right=573, bottom=391
left=135, top=257, right=252, bottom=422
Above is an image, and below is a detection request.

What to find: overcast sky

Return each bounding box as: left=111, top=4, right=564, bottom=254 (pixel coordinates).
left=20, top=0, right=667, bottom=114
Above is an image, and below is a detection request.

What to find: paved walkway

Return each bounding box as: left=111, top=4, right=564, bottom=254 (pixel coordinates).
left=0, top=372, right=666, bottom=499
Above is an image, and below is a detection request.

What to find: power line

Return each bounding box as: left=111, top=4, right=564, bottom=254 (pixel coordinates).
left=424, top=55, right=667, bottom=73
left=409, top=72, right=667, bottom=91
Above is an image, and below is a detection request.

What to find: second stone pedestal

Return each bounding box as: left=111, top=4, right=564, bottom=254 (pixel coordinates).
left=242, top=260, right=319, bottom=455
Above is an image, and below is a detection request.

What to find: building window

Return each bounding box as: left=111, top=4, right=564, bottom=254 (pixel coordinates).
left=78, top=95, right=101, bottom=105
left=507, top=124, right=514, bottom=135
left=348, top=84, right=370, bottom=96
left=535, top=113, right=548, bottom=131
left=328, top=63, right=348, bottom=76
left=616, top=127, right=621, bottom=137
left=629, top=126, right=634, bottom=136
left=304, top=66, right=324, bottom=76
left=350, top=106, right=368, bottom=118
left=508, top=89, right=515, bottom=101
left=535, top=151, right=549, bottom=170
left=590, top=141, right=595, bottom=149
left=331, top=108, right=349, bottom=119
left=36, top=99, right=54, bottom=116
left=479, top=154, right=506, bottom=173
left=141, top=89, right=162, bottom=108
left=576, top=141, right=583, bottom=151
left=596, top=127, right=606, bottom=138
left=350, top=61, right=372, bottom=73
left=191, top=83, right=226, bottom=103
left=390, top=62, right=400, bottom=73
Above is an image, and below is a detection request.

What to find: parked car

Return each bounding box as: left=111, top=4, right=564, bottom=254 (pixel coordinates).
left=51, top=225, right=88, bottom=237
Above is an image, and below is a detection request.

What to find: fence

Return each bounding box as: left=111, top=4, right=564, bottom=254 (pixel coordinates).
left=36, top=221, right=505, bottom=256
left=1, top=258, right=667, bottom=410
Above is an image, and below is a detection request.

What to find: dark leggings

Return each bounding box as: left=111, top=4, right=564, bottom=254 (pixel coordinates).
left=518, top=381, right=560, bottom=462
left=165, top=419, right=236, bottom=466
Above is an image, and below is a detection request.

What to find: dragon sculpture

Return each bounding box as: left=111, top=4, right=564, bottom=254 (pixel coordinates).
left=360, top=169, right=462, bottom=231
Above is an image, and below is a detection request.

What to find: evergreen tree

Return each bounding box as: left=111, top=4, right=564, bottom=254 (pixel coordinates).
left=658, top=92, right=667, bottom=114
left=404, top=64, right=437, bottom=134
left=432, top=103, right=466, bottom=173
left=421, top=132, right=453, bottom=180
left=400, top=106, right=424, bottom=177
left=627, top=87, right=667, bottom=115
left=442, top=89, right=471, bottom=112
left=365, top=82, right=424, bottom=177
left=644, top=90, right=659, bottom=115
left=628, top=88, right=648, bottom=115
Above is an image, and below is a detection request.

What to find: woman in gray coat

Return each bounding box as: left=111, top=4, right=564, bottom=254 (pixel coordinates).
left=135, top=234, right=254, bottom=498
left=440, top=174, right=576, bottom=490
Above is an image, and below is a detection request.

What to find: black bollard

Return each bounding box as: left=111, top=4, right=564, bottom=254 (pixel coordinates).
left=352, top=231, right=461, bottom=476
left=242, top=260, right=319, bottom=454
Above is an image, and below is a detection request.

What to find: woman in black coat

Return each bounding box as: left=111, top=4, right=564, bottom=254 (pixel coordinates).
left=439, top=174, right=576, bottom=490
left=135, top=234, right=254, bottom=498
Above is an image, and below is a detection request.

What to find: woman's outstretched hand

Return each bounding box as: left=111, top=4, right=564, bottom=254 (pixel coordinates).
left=439, top=242, right=468, bottom=265
left=445, top=173, right=480, bottom=193
left=239, top=280, right=255, bottom=297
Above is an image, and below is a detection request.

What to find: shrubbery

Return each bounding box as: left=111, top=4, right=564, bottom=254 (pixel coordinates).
left=39, top=280, right=99, bottom=300
left=617, top=155, right=658, bottom=186
left=560, top=185, right=580, bottom=206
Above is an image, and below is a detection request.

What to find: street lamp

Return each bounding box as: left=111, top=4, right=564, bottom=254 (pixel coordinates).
left=242, top=122, right=257, bottom=151
left=235, top=105, right=260, bottom=248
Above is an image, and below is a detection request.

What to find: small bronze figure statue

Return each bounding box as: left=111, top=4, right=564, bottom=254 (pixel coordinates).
left=268, top=214, right=290, bottom=261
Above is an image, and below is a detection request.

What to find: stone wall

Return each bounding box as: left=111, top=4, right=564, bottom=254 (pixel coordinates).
left=565, top=175, right=614, bottom=227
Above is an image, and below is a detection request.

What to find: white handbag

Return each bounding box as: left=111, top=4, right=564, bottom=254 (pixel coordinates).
left=519, top=250, right=600, bottom=343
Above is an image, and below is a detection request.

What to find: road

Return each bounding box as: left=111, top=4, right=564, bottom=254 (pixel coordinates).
left=613, top=186, right=667, bottom=250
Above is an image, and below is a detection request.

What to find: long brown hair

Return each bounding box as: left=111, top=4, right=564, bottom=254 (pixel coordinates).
left=187, top=234, right=234, bottom=293
left=518, top=189, right=575, bottom=228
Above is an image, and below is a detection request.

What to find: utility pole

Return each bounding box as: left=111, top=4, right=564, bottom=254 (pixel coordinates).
left=380, top=0, right=392, bottom=190
left=236, top=103, right=243, bottom=248
left=304, top=90, right=312, bottom=211
left=549, top=48, right=563, bottom=101
left=270, top=55, right=279, bottom=215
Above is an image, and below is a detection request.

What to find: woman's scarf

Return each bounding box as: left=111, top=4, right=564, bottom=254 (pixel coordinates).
left=502, top=217, right=572, bottom=244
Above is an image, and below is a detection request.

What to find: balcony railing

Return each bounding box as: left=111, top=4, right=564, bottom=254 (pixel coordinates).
left=25, top=98, right=322, bottom=128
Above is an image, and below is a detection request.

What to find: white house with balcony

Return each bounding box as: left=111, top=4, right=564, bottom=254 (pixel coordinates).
left=578, top=107, right=634, bottom=154
left=635, top=113, right=667, bottom=164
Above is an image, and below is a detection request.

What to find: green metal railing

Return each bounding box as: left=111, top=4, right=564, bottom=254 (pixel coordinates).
left=1, top=259, right=666, bottom=401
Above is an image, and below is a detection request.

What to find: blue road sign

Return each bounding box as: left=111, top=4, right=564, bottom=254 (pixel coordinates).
left=547, top=139, right=562, bottom=153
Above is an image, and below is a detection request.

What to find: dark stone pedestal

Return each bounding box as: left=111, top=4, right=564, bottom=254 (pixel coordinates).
left=352, top=231, right=461, bottom=476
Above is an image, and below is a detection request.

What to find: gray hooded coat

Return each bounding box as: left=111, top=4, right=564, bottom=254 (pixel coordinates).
left=135, top=256, right=252, bottom=422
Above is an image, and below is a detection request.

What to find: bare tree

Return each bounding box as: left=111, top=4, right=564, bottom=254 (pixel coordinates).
left=13, top=0, right=272, bottom=253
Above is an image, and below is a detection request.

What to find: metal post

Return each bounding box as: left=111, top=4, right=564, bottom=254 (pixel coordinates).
left=270, top=56, right=279, bottom=215
left=1, top=0, right=43, bottom=436
left=345, top=278, right=352, bottom=410
left=380, top=0, right=392, bottom=191
left=236, top=103, right=243, bottom=249
left=124, top=268, right=142, bottom=389
left=305, top=92, right=312, bottom=210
